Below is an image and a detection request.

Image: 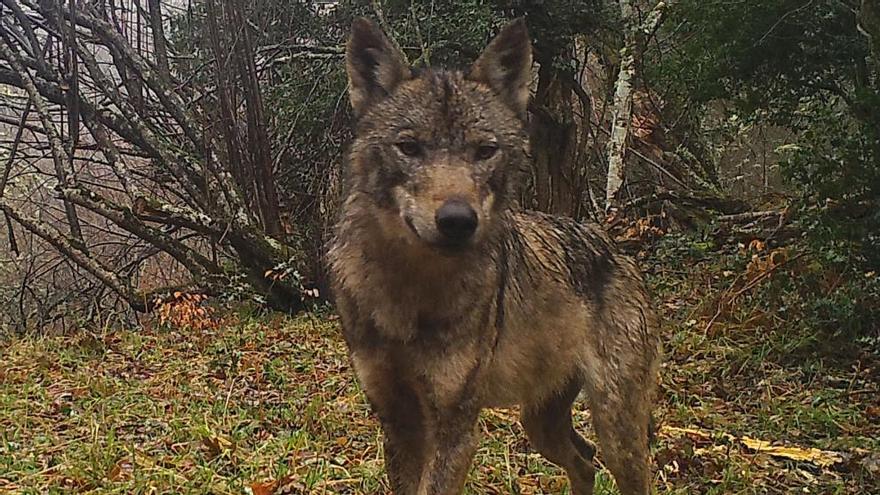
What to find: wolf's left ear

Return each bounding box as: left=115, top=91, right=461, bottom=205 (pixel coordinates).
left=346, top=17, right=411, bottom=117
left=468, top=18, right=532, bottom=116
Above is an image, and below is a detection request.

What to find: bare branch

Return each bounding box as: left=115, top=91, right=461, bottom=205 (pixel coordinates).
left=61, top=5, right=206, bottom=152
left=60, top=186, right=224, bottom=281
left=0, top=30, right=85, bottom=244
left=0, top=198, right=142, bottom=310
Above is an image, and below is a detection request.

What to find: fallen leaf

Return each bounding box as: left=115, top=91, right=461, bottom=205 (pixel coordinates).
left=250, top=480, right=276, bottom=495
left=661, top=426, right=735, bottom=443
left=661, top=426, right=844, bottom=468
left=740, top=437, right=842, bottom=468
left=250, top=475, right=295, bottom=495
left=201, top=434, right=233, bottom=459
left=106, top=459, right=133, bottom=481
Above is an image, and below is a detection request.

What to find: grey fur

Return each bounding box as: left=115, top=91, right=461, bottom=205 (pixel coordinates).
left=328, top=17, right=661, bottom=495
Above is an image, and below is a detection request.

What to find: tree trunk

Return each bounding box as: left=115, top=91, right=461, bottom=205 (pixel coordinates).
left=147, top=0, right=170, bottom=79
left=862, top=1, right=880, bottom=62
left=530, top=70, right=578, bottom=216
left=229, top=0, right=283, bottom=237
left=529, top=45, right=589, bottom=218
left=605, top=1, right=671, bottom=212
left=605, top=19, right=635, bottom=212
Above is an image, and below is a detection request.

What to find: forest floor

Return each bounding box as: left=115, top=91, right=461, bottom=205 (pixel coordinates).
left=1, top=232, right=879, bottom=494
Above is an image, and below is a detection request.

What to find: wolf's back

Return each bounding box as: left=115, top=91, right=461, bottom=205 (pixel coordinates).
left=507, top=210, right=628, bottom=301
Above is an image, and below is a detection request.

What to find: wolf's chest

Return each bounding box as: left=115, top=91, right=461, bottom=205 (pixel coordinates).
left=364, top=284, right=496, bottom=345
left=347, top=258, right=493, bottom=337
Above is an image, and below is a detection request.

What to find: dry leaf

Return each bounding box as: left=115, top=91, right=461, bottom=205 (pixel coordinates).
left=106, top=459, right=133, bottom=481
left=250, top=480, right=276, bottom=495
left=662, top=426, right=844, bottom=468
left=769, top=249, right=787, bottom=266
left=740, top=437, right=842, bottom=468
left=250, top=475, right=295, bottom=495
left=662, top=426, right=735, bottom=443
left=201, top=434, right=233, bottom=458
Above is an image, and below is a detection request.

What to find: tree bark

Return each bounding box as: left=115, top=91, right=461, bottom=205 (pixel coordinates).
left=530, top=64, right=579, bottom=216
left=605, top=10, right=635, bottom=213
left=147, top=0, right=170, bottom=79
left=605, top=1, right=670, bottom=212
left=228, top=0, right=282, bottom=237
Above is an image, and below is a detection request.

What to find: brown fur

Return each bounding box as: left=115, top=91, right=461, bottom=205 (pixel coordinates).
left=328, top=17, right=661, bottom=495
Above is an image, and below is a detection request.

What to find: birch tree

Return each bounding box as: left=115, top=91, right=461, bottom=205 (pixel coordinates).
left=605, top=0, right=670, bottom=212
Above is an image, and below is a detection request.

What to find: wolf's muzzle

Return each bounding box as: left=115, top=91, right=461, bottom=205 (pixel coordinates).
left=435, top=199, right=478, bottom=244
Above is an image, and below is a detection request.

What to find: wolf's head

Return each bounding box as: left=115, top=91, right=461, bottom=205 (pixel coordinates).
left=344, top=18, right=531, bottom=252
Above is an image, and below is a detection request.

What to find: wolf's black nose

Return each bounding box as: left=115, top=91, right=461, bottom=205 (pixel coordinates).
left=435, top=200, right=478, bottom=243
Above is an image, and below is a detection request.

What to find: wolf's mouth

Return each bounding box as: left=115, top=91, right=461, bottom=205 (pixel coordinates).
left=403, top=215, right=472, bottom=254
left=433, top=240, right=472, bottom=255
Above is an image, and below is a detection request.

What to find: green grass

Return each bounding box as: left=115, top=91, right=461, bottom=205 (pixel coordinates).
left=1, top=241, right=878, bottom=494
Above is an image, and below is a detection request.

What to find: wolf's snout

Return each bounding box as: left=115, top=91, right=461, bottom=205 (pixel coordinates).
left=435, top=199, right=478, bottom=243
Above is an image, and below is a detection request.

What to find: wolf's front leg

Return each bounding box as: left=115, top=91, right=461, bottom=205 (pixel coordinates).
left=350, top=352, right=426, bottom=494
left=378, top=384, right=426, bottom=494
left=417, top=405, right=481, bottom=495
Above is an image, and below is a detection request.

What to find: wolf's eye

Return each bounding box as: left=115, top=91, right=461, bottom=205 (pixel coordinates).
left=395, top=140, right=422, bottom=157
left=476, top=144, right=499, bottom=160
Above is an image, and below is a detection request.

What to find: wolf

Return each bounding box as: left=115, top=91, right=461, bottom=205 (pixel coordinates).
left=327, top=17, right=661, bottom=495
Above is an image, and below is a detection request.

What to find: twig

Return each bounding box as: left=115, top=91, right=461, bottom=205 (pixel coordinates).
left=0, top=30, right=85, bottom=244
left=703, top=251, right=808, bottom=334
left=371, top=0, right=408, bottom=62
left=717, top=210, right=785, bottom=223
left=0, top=197, right=142, bottom=310
left=754, top=0, right=814, bottom=47
left=0, top=103, right=30, bottom=198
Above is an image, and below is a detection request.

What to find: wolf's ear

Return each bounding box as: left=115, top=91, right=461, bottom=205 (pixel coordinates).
left=468, top=18, right=532, bottom=116
left=346, top=17, right=411, bottom=117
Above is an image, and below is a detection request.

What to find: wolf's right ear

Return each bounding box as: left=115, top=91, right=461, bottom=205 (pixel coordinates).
left=468, top=18, right=532, bottom=117
left=346, top=18, right=411, bottom=117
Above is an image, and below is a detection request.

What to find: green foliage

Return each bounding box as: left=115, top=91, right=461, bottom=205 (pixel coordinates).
left=652, top=0, right=880, bottom=274
left=780, top=105, right=880, bottom=269
left=655, top=1, right=867, bottom=110
left=377, top=0, right=605, bottom=66
left=781, top=212, right=880, bottom=347
left=652, top=221, right=880, bottom=360
left=378, top=0, right=498, bottom=66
